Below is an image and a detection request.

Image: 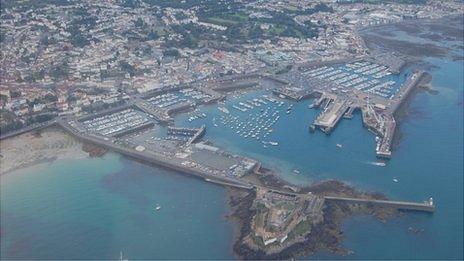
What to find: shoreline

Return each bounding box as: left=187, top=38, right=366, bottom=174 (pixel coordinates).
left=0, top=128, right=84, bottom=175
left=391, top=72, right=433, bottom=150
left=228, top=179, right=398, bottom=259
left=1, top=125, right=402, bottom=260
left=0, top=14, right=455, bottom=260
left=0, top=127, right=103, bottom=176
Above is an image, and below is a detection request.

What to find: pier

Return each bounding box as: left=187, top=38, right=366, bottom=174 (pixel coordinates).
left=133, top=98, right=173, bottom=124
left=313, top=98, right=349, bottom=134
left=272, top=88, right=316, bottom=101
left=56, top=118, right=253, bottom=190
left=391, top=70, right=427, bottom=113
left=324, top=196, right=435, bottom=213
left=343, top=105, right=359, bottom=119
left=167, top=125, right=206, bottom=146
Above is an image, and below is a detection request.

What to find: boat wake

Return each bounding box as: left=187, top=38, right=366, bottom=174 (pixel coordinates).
left=366, top=161, right=386, bottom=167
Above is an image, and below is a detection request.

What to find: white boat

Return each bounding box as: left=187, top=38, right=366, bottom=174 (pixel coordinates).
left=218, top=106, right=230, bottom=114
left=393, top=178, right=399, bottom=183
left=155, top=205, right=161, bottom=211
left=120, top=251, right=129, bottom=261
left=372, top=162, right=386, bottom=167
left=336, top=144, right=343, bottom=148
left=268, top=141, right=278, bottom=146
left=293, top=169, right=300, bottom=174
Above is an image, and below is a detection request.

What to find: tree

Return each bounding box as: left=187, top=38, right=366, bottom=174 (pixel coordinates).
left=249, top=24, right=264, bottom=39
left=163, top=49, right=180, bottom=58
left=147, top=30, right=159, bottom=41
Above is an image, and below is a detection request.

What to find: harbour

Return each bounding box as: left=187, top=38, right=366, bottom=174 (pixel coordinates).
left=0, top=10, right=462, bottom=260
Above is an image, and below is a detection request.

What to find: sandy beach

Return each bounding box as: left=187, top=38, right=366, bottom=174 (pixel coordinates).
left=0, top=127, right=88, bottom=175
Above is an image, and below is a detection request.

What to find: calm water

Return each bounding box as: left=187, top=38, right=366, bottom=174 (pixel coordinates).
left=175, top=56, right=463, bottom=259
left=1, top=154, right=235, bottom=259
left=2, top=34, right=463, bottom=261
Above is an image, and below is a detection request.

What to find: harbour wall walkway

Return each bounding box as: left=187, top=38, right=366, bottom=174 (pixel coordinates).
left=324, top=196, right=435, bottom=213
left=55, top=119, right=254, bottom=191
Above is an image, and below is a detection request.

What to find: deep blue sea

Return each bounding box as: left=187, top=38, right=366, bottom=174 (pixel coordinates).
left=1, top=32, right=463, bottom=260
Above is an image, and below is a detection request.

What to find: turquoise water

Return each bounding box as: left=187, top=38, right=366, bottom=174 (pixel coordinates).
left=2, top=38, right=463, bottom=261
left=1, top=154, right=235, bottom=259
left=2, top=56, right=461, bottom=259
left=174, top=57, right=463, bottom=258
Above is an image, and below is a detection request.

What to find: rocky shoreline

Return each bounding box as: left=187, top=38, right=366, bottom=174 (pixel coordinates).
left=228, top=179, right=398, bottom=259
left=81, top=142, right=108, bottom=157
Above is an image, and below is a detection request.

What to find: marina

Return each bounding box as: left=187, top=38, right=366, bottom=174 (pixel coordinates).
left=302, top=60, right=403, bottom=99
left=216, top=94, right=289, bottom=144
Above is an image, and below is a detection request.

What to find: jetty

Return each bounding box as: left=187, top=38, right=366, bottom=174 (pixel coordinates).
left=313, top=98, right=350, bottom=134
left=324, top=196, right=435, bottom=213
left=55, top=118, right=254, bottom=191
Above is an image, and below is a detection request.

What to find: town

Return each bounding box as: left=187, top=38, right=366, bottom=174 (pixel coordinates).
left=0, top=0, right=458, bottom=256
